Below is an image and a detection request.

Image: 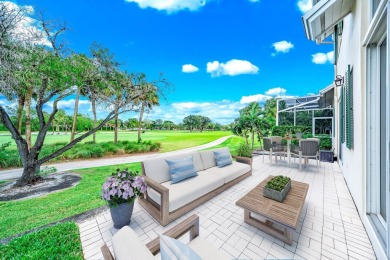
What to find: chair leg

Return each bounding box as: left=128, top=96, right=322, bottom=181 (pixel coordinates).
left=299, top=152, right=302, bottom=171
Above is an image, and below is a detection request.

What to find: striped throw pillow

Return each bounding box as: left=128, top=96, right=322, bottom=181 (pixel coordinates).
left=165, top=156, right=198, bottom=184
left=160, top=235, right=201, bottom=260
left=213, top=149, right=233, bottom=168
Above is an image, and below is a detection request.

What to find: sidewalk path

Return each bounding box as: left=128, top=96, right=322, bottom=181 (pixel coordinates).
left=0, top=136, right=232, bottom=181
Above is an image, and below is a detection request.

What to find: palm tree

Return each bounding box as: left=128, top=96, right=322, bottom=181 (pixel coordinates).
left=244, top=102, right=262, bottom=149
left=134, top=81, right=159, bottom=143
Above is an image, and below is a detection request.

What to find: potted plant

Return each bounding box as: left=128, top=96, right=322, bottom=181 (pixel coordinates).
left=263, top=175, right=291, bottom=202
left=319, top=137, right=334, bottom=163
left=294, top=126, right=303, bottom=139
left=102, top=168, right=147, bottom=229
left=233, top=143, right=253, bottom=167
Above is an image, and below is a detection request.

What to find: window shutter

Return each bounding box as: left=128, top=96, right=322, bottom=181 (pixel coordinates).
left=340, top=83, right=345, bottom=143
left=346, top=65, right=353, bottom=149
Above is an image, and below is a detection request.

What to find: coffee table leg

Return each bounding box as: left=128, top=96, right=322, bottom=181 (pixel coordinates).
left=243, top=209, right=293, bottom=245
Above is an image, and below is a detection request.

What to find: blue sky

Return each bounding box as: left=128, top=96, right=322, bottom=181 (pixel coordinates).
left=2, top=0, right=334, bottom=124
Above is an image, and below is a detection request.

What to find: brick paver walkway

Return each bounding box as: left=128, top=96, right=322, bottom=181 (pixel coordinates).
left=78, top=157, right=377, bottom=259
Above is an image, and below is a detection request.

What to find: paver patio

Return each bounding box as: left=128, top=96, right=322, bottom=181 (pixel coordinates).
left=78, top=157, right=377, bottom=260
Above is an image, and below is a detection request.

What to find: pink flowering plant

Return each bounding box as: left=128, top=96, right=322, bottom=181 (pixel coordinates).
left=102, top=168, right=147, bottom=207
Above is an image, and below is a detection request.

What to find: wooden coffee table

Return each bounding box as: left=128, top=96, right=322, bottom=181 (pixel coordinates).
left=236, top=176, right=309, bottom=245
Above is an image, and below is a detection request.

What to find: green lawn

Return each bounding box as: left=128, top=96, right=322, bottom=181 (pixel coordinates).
left=0, top=163, right=140, bottom=240
left=0, top=130, right=231, bottom=153
left=0, top=222, right=83, bottom=259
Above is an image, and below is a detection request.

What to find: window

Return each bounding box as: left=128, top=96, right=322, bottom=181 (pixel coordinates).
left=379, top=38, right=387, bottom=221
left=365, top=3, right=389, bottom=253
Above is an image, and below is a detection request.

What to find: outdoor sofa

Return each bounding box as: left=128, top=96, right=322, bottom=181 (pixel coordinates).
left=138, top=147, right=252, bottom=226
left=101, top=214, right=230, bottom=260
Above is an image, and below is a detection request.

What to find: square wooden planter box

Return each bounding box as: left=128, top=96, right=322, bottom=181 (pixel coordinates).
left=263, top=180, right=291, bottom=202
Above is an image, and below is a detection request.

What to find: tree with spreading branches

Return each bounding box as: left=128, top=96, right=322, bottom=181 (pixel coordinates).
left=0, top=5, right=144, bottom=186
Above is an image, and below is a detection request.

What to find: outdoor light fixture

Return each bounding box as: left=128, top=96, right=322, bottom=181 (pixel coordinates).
left=334, top=75, right=344, bottom=87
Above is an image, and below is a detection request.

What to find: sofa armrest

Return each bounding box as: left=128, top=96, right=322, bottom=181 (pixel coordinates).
left=143, top=175, right=170, bottom=225
left=144, top=175, right=169, bottom=194
left=146, top=214, right=200, bottom=255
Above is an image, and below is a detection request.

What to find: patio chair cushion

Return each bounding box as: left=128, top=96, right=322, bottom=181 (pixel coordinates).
left=200, top=147, right=231, bottom=169
left=147, top=171, right=224, bottom=212
left=187, top=237, right=231, bottom=260
left=143, top=152, right=204, bottom=183
left=160, top=235, right=201, bottom=260
left=112, top=226, right=154, bottom=260
left=165, top=156, right=198, bottom=184
left=213, top=149, right=233, bottom=168
left=206, top=161, right=251, bottom=183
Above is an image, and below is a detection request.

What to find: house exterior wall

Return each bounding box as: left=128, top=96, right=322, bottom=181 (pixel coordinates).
left=335, top=0, right=367, bottom=216
left=332, top=1, right=388, bottom=259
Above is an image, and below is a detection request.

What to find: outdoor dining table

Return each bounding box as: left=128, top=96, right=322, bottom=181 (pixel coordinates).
left=282, top=137, right=300, bottom=166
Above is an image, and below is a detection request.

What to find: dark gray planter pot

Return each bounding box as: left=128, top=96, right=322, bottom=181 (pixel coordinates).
left=296, top=133, right=303, bottom=139
left=320, top=150, right=334, bottom=163
left=263, top=180, right=291, bottom=202
left=110, top=202, right=134, bottom=229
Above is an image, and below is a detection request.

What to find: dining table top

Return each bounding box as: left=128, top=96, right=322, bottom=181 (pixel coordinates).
left=282, top=137, right=300, bottom=141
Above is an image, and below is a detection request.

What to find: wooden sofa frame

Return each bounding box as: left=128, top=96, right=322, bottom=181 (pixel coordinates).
left=138, top=157, right=252, bottom=226
left=101, top=214, right=200, bottom=260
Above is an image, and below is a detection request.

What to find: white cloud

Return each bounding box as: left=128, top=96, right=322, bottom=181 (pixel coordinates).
left=265, top=87, right=287, bottom=96
left=182, top=64, right=199, bottom=73
left=124, top=0, right=206, bottom=13
left=272, top=41, right=294, bottom=54
left=297, top=0, right=312, bottom=13
left=326, top=51, right=335, bottom=63
left=1, top=1, right=51, bottom=46
left=206, top=59, right=259, bottom=77
left=248, top=0, right=260, bottom=2
left=240, top=94, right=271, bottom=104
left=312, top=51, right=334, bottom=64
left=46, top=99, right=91, bottom=110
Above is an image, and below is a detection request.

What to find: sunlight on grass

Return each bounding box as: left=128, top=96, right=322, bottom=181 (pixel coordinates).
left=0, top=130, right=231, bottom=153
left=0, top=222, right=83, bottom=259
left=0, top=163, right=140, bottom=240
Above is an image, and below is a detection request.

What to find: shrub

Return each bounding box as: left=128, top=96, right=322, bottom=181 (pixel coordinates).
left=0, top=140, right=161, bottom=169
left=236, top=143, right=252, bottom=158
left=265, top=175, right=291, bottom=192
left=319, top=136, right=332, bottom=150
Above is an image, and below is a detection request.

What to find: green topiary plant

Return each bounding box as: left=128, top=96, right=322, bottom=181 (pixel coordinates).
left=236, top=143, right=253, bottom=158
left=265, top=175, right=291, bottom=192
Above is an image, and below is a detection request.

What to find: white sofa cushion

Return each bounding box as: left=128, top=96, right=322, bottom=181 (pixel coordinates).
left=200, top=147, right=231, bottom=170
left=147, top=171, right=224, bottom=212
left=143, top=152, right=204, bottom=183
left=160, top=235, right=201, bottom=260
left=187, top=237, right=231, bottom=260
left=112, top=226, right=155, bottom=260
left=206, top=161, right=251, bottom=184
